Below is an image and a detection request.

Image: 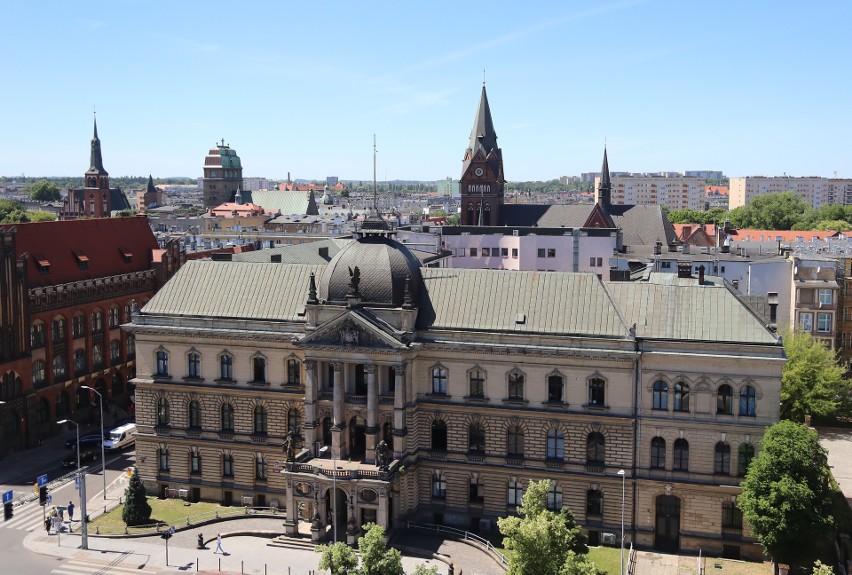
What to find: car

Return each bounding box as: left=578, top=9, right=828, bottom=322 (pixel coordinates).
left=61, top=449, right=100, bottom=468
left=64, top=435, right=103, bottom=450
left=103, top=423, right=137, bottom=451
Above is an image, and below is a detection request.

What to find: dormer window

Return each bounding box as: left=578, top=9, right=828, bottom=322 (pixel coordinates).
left=35, top=256, right=50, bottom=275
left=73, top=251, right=89, bottom=270
left=119, top=247, right=133, bottom=264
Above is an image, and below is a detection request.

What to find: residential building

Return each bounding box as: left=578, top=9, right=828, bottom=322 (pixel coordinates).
left=202, top=140, right=244, bottom=209
left=792, top=256, right=840, bottom=350
left=684, top=171, right=724, bottom=180
left=595, top=174, right=706, bottom=211
left=135, top=175, right=168, bottom=213
left=729, top=176, right=852, bottom=209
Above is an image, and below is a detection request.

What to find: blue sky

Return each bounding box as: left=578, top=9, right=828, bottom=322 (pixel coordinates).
left=2, top=1, right=850, bottom=181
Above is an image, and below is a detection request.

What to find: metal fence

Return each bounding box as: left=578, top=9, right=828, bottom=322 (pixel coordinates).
left=88, top=505, right=282, bottom=536
left=406, top=521, right=509, bottom=567
left=627, top=543, right=636, bottom=575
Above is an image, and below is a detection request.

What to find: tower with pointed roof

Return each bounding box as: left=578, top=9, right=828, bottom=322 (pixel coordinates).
left=202, top=140, right=244, bottom=209
left=595, top=146, right=612, bottom=207
left=460, top=85, right=504, bottom=226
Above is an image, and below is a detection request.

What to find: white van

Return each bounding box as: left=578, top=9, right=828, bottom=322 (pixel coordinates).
left=103, top=423, right=137, bottom=451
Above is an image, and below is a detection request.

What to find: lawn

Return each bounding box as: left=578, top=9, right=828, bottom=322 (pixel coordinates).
left=587, top=546, right=622, bottom=574
left=89, top=497, right=241, bottom=534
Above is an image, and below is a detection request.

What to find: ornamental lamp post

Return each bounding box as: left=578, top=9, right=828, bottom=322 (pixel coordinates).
left=58, top=419, right=88, bottom=550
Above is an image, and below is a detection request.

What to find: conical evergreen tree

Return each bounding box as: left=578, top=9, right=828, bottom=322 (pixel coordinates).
left=122, top=467, right=152, bottom=526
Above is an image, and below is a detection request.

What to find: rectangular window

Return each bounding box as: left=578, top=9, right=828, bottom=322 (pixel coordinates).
left=501, top=247, right=508, bottom=257
left=589, top=257, right=596, bottom=267
left=819, top=289, right=833, bottom=305
left=537, top=248, right=546, bottom=258
left=432, top=367, right=447, bottom=394
left=256, top=455, right=267, bottom=480
left=188, top=353, right=200, bottom=378
left=507, top=481, right=523, bottom=506
left=660, top=261, right=671, bottom=269
left=817, top=312, right=832, bottom=333
left=481, top=247, right=490, bottom=257
left=799, top=312, right=814, bottom=332
left=432, top=473, right=447, bottom=499
left=159, top=449, right=169, bottom=471
left=156, top=350, right=169, bottom=376
left=253, top=356, right=266, bottom=382
left=455, top=247, right=466, bottom=257
left=511, top=248, right=518, bottom=258
left=223, top=455, right=234, bottom=477
left=287, top=359, right=301, bottom=386
left=470, top=247, right=478, bottom=257
left=469, top=480, right=484, bottom=504
left=722, top=501, right=743, bottom=530
left=547, top=248, right=556, bottom=258
left=596, top=257, right=603, bottom=267
left=191, top=452, right=201, bottom=474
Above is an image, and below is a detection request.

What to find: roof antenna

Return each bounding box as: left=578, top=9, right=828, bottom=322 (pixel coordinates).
left=483, top=68, right=486, bottom=87
left=373, top=134, right=378, bottom=213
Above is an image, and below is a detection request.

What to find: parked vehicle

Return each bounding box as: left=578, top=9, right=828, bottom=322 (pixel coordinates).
left=61, top=450, right=99, bottom=468
left=103, top=423, right=137, bottom=451
left=64, top=435, right=103, bottom=450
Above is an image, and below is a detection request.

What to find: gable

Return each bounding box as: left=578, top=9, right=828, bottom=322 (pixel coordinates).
left=299, top=310, right=408, bottom=350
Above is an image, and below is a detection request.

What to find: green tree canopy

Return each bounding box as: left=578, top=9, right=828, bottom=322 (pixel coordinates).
left=738, top=421, right=835, bottom=565
left=25, top=179, right=61, bottom=202
left=813, top=219, right=852, bottom=231
left=122, top=467, right=152, bottom=526
left=732, top=192, right=812, bottom=230
left=781, top=329, right=849, bottom=422
left=316, top=541, right=358, bottom=575
left=498, top=479, right=601, bottom=575
left=358, top=523, right=404, bottom=575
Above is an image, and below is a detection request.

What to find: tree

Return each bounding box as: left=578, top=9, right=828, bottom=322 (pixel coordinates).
left=358, top=523, right=404, bottom=575
left=409, top=566, right=439, bottom=575
left=316, top=541, right=358, bottom=575
left=811, top=561, right=834, bottom=575
left=122, top=467, right=152, bottom=526
left=781, top=329, right=849, bottom=422
left=738, top=421, right=835, bottom=565
left=25, top=179, right=61, bottom=202
left=498, top=479, right=601, bottom=575
left=730, top=192, right=811, bottom=230
left=814, top=219, right=851, bottom=231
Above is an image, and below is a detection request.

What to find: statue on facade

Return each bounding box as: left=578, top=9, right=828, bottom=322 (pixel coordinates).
left=347, top=266, right=361, bottom=297
left=284, top=430, right=296, bottom=462
left=375, top=440, right=391, bottom=471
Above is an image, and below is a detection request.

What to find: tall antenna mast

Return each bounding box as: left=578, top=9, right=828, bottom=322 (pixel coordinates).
left=373, top=134, right=378, bottom=213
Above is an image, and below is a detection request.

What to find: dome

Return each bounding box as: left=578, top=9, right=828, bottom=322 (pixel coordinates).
left=319, top=235, right=422, bottom=306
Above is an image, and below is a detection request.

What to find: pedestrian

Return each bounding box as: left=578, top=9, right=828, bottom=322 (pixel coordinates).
left=67, top=501, right=75, bottom=522
left=214, top=533, right=225, bottom=554
left=57, top=506, right=64, bottom=521
left=44, top=516, right=51, bottom=534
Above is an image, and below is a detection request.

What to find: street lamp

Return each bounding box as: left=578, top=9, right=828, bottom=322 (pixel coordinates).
left=617, top=469, right=626, bottom=575
left=332, top=448, right=338, bottom=544
left=58, top=419, right=88, bottom=550
left=80, top=386, right=106, bottom=500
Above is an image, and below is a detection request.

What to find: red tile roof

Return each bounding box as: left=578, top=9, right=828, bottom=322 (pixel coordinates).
left=729, top=229, right=841, bottom=242
left=1, top=217, right=160, bottom=288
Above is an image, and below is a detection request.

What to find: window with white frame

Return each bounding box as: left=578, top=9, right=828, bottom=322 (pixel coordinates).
left=546, top=483, right=563, bottom=511
left=431, top=366, right=447, bottom=394
left=220, top=354, right=234, bottom=380
left=546, top=429, right=564, bottom=461
left=156, top=350, right=169, bottom=376
left=817, top=312, right=832, bottom=332
left=507, top=479, right=523, bottom=506
left=188, top=352, right=201, bottom=378
left=431, top=471, right=446, bottom=498
left=799, top=312, right=814, bottom=332
left=819, top=289, right=833, bottom=305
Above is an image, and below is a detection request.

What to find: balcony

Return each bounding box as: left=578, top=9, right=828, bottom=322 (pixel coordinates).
left=287, top=457, right=401, bottom=481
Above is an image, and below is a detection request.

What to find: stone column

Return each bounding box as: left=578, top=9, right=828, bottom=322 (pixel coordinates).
left=393, top=364, right=407, bottom=455
left=378, top=488, right=388, bottom=530
left=283, top=475, right=298, bottom=535
left=304, top=360, right=317, bottom=449
left=365, top=365, right=378, bottom=463
left=332, top=362, right=344, bottom=458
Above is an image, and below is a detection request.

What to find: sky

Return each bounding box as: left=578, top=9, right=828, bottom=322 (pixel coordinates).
left=2, top=1, right=851, bottom=182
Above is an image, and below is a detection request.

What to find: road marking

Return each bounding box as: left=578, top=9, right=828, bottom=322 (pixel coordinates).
left=1, top=502, right=47, bottom=531
left=52, top=557, right=159, bottom=575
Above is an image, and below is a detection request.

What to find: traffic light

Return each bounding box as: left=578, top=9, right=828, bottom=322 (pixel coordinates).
left=3, top=502, right=12, bottom=521
left=38, top=486, right=47, bottom=506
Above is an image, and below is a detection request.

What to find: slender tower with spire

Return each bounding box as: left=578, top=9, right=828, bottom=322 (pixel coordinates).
left=460, top=84, right=504, bottom=226
left=85, top=116, right=110, bottom=191
left=596, top=146, right=612, bottom=207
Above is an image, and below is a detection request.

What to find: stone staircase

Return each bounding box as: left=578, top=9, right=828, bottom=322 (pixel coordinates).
left=267, top=533, right=318, bottom=551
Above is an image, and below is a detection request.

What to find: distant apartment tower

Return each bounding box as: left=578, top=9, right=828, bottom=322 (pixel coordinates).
left=684, top=170, right=724, bottom=180
left=202, top=140, right=243, bottom=209
left=326, top=176, right=339, bottom=187
left=594, top=174, right=706, bottom=210
left=729, top=176, right=852, bottom=209
left=242, top=177, right=273, bottom=192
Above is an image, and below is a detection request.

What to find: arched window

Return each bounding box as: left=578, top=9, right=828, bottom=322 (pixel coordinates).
left=219, top=354, right=233, bottom=380
left=190, top=450, right=201, bottom=474
left=432, top=366, right=447, bottom=395
left=74, top=349, right=87, bottom=376
left=738, top=444, right=755, bottom=476
left=507, top=425, right=524, bottom=457
left=547, top=375, right=564, bottom=403
left=126, top=334, right=135, bottom=358
left=91, top=311, right=103, bottom=334
left=221, top=403, right=235, bottom=432
left=468, top=369, right=486, bottom=398
left=76, top=385, right=90, bottom=408
left=92, top=344, right=104, bottom=369
left=717, top=385, right=733, bottom=414
left=739, top=385, right=756, bottom=417
left=156, top=350, right=169, bottom=377
left=650, top=437, right=666, bottom=469
left=30, top=321, right=46, bottom=348
left=112, top=373, right=124, bottom=396
left=714, top=442, right=731, bottom=474
left=35, top=397, right=50, bottom=424
left=546, top=429, right=564, bottom=461
left=588, top=377, right=605, bottom=406
left=189, top=400, right=201, bottom=428
left=187, top=352, right=201, bottom=378
left=431, top=420, right=447, bottom=451
left=56, top=391, right=69, bottom=417
left=124, top=304, right=132, bottom=323
left=586, top=432, right=605, bottom=466
left=287, top=408, right=300, bottom=435
left=51, top=317, right=66, bottom=344
left=546, top=483, right=563, bottom=511
left=673, top=438, right=689, bottom=471
left=587, top=489, right=603, bottom=516
left=157, top=398, right=169, bottom=426
left=468, top=423, right=486, bottom=453
left=673, top=382, right=689, bottom=412
left=253, top=405, right=268, bottom=434
left=507, top=371, right=524, bottom=400
left=110, top=340, right=121, bottom=364
left=108, top=306, right=120, bottom=329
left=33, top=360, right=46, bottom=387
left=72, top=314, right=86, bottom=339
left=652, top=381, right=668, bottom=410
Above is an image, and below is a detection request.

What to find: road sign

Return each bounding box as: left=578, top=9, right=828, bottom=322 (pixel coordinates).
left=37, top=474, right=48, bottom=487
left=1, top=490, right=12, bottom=504
left=47, top=494, right=52, bottom=504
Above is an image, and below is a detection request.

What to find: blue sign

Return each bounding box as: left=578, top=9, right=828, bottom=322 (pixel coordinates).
left=37, top=474, right=48, bottom=488
left=75, top=476, right=80, bottom=489
left=1, top=490, right=12, bottom=504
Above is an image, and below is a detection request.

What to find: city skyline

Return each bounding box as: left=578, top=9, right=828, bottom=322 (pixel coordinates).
left=2, top=1, right=850, bottom=181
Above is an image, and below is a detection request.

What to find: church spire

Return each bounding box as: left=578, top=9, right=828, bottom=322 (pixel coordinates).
left=146, top=174, right=156, bottom=194
left=597, top=146, right=611, bottom=207
left=88, top=115, right=107, bottom=175
left=467, top=85, right=498, bottom=158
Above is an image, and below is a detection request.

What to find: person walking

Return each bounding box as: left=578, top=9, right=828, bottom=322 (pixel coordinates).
left=67, top=501, right=75, bottom=522
left=214, top=533, right=225, bottom=554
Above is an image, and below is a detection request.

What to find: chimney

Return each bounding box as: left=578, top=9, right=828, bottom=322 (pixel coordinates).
left=271, top=254, right=282, bottom=263
left=654, top=241, right=662, bottom=256
left=677, top=261, right=692, bottom=279
left=698, top=264, right=705, bottom=284
left=318, top=246, right=329, bottom=260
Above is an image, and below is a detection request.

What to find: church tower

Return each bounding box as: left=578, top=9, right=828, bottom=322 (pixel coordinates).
left=202, top=140, right=244, bottom=209
left=84, top=117, right=111, bottom=217
left=460, top=85, right=504, bottom=226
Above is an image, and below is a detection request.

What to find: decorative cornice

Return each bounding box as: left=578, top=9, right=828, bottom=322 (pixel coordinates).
left=30, top=270, right=156, bottom=313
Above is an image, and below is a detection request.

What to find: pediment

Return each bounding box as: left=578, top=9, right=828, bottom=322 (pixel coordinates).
left=299, top=310, right=408, bottom=350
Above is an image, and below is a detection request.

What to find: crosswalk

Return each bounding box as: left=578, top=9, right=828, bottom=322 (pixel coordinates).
left=51, top=557, right=160, bottom=575
left=1, top=501, right=52, bottom=532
